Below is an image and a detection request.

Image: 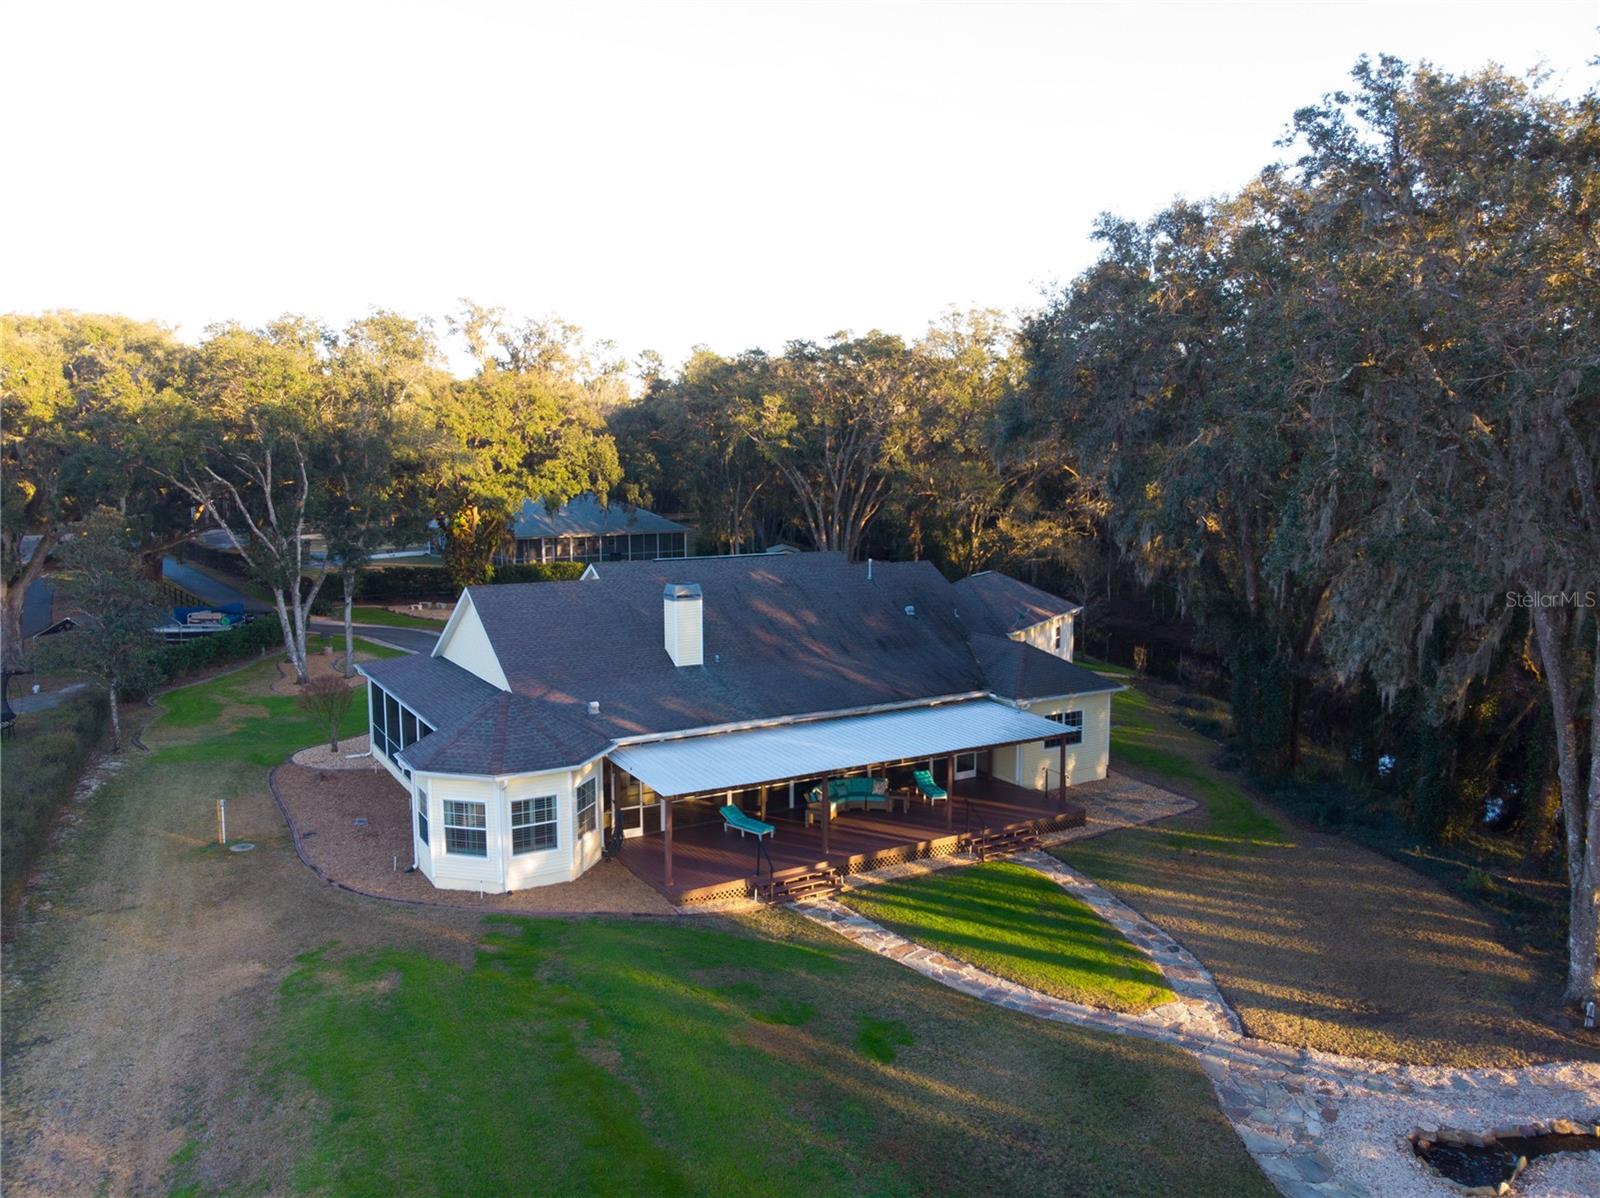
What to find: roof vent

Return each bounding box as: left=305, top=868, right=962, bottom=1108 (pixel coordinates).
left=587, top=700, right=600, bottom=715
left=663, top=583, right=704, bottom=667
left=904, top=604, right=916, bottom=617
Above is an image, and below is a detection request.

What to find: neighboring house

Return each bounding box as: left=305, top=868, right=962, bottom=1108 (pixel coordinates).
left=359, top=552, right=1120, bottom=896
left=499, top=494, right=690, bottom=565
left=952, top=570, right=1083, bottom=662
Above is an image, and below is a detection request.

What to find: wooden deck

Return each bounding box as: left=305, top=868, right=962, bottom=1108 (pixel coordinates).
left=614, top=775, right=1085, bottom=904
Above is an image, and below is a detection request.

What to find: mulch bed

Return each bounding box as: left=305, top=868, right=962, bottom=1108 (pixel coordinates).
left=271, top=763, right=673, bottom=916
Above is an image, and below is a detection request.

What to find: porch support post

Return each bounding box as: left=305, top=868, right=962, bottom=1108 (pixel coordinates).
left=945, top=754, right=956, bottom=830
left=820, top=774, right=830, bottom=857
left=1058, top=738, right=1067, bottom=811
left=663, top=797, right=674, bottom=888
left=758, top=784, right=768, bottom=821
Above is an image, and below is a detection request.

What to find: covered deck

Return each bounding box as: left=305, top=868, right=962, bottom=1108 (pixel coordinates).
left=614, top=770, right=1084, bottom=903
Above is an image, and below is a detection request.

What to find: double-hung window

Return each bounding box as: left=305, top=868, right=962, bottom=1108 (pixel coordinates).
left=512, top=795, right=558, bottom=854
left=576, top=778, right=598, bottom=835
left=416, top=791, right=429, bottom=845
left=443, top=800, right=486, bottom=856
left=1044, top=710, right=1084, bottom=748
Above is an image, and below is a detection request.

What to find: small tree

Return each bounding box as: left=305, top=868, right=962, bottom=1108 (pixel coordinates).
left=37, top=508, right=166, bottom=751
left=297, top=673, right=355, bottom=752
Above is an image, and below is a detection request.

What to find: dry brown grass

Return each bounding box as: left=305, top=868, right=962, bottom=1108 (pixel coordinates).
left=1059, top=679, right=1600, bottom=1067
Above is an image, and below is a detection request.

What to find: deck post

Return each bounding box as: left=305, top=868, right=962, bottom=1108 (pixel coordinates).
left=663, top=797, right=674, bottom=888
left=758, top=784, right=768, bottom=821
left=1058, top=739, right=1067, bottom=811
left=945, top=754, right=956, bottom=830
left=820, top=774, right=830, bottom=857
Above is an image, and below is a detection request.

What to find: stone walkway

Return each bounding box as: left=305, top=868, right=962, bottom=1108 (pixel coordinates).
left=800, top=850, right=1600, bottom=1198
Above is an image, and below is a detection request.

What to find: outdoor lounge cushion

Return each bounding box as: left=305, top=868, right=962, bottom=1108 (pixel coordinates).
left=828, top=776, right=888, bottom=800
left=913, top=769, right=948, bottom=801
left=720, top=805, right=775, bottom=838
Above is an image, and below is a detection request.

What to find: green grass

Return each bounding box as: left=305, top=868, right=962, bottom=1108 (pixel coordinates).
left=1092, top=672, right=1284, bottom=850
left=262, top=914, right=1271, bottom=1198
left=154, top=642, right=394, bottom=766
left=841, top=861, right=1174, bottom=1012
left=348, top=606, right=448, bottom=630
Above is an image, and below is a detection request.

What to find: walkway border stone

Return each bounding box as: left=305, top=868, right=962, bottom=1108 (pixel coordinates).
left=799, top=857, right=1600, bottom=1198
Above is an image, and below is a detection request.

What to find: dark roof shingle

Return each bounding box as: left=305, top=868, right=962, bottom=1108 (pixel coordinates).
left=952, top=571, right=1082, bottom=634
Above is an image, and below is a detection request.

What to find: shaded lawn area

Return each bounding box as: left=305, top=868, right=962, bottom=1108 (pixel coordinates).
left=1061, top=667, right=1600, bottom=1067
left=840, top=861, right=1173, bottom=1012
left=260, top=911, right=1270, bottom=1198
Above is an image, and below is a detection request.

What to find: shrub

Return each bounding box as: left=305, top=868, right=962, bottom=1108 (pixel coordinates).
left=489, top=562, right=586, bottom=584
left=1, top=693, right=109, bottom=910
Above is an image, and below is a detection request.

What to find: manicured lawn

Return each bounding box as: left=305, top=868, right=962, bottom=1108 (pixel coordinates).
left=841, top=861, right=1173, bottom=1012
left=155, top=640, right=393, bottom=766
left=1058, top=667, right=1600, bottom=1066
left=349, top=605, right=447, bottom=629
left=263, top=911, right=1269, bottom=1198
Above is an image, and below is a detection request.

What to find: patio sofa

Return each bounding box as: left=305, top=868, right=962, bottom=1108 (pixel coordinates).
left=805, top=776, right=892, bottom=825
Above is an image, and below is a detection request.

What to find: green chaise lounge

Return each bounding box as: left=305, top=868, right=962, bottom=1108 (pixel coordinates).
left=720, top=805, right=776, bottom=839
left=912, top=769, right=948, bottom=805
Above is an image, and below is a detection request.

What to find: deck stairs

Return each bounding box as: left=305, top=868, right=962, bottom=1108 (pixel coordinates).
left=966, top=823, right=1043, bottom=862
left=758, top=865, right=843, bottom=905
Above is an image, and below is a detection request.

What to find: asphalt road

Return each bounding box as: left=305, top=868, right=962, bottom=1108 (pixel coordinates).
left=311, top=620, right=438, bottom=656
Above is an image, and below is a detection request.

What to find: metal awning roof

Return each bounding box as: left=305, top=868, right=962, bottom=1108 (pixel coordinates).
left=609, top=699, right=1070, bottom=798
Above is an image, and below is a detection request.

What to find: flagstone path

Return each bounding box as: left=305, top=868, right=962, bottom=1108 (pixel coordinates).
left=801, top=849, right=1600, bottom=1198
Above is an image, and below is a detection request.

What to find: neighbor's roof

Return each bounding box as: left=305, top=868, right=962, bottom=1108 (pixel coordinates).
left=511, top=494, right=688, bottom=540
left=611, top=699, right=1074, bottom=798
left=952, top=570, right=1082, bottom=634
left=374, top=552, right=1113, bottom=777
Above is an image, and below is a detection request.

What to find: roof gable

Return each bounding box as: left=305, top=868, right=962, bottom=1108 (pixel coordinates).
left=434, top=591, right=510, bottom=691
left=953, top=571, right=1082, bottom=635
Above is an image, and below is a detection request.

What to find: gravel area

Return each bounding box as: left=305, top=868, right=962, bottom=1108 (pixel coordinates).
left=272, top=762, right=672, bottom=914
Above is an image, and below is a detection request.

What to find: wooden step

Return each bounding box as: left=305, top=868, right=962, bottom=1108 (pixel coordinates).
left=756, top=865, right=843, bottom=904
left=967, top=824, right=1042, bottom=862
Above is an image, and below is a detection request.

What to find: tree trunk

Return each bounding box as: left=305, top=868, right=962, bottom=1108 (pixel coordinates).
left=342, top=569, right=356, bottom=678
left=107, top=682, right=122, bottom=753
left=273, top=591, right=308, bottom=684
left=329, top=724, right=340, bottom=753
left=1530, top=601, right=1597, bottom=1006
left=2, top=528, right=60, bottom=667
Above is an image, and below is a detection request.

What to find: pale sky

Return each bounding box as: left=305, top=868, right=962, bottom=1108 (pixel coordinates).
left=2, top=1, right=1595, bottom=373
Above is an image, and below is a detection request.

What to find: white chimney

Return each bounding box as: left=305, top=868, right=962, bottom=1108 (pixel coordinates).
left=663, top=583, right=703, bottom=667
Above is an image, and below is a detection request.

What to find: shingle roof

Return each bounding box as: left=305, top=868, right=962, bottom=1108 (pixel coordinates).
left=952, top=571, right=1082, bottom=634
left=400, top=691, right=609, bottom=776
left=968, top=634, right=1122, bottom=702
left=511, top=494, right=688, bottom=540
left=466, top=554, right=989, bottom=744
left=359, top=653, right=500, bottom=730
left=375, top=552, right=1113, bottom=777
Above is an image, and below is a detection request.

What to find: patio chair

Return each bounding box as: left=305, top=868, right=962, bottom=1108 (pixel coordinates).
left=720, top=804, right=776, bottom=839
left=913, top=769, right=948, bottom=804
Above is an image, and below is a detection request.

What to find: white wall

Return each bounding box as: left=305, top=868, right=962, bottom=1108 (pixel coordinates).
left=436, top=594, right=510, bottom=690
left=410, top=760, right=605, bottom=893
left=1011, top=612, right=1076, bottom=661
left=989, top=691, right=1112, bottom=790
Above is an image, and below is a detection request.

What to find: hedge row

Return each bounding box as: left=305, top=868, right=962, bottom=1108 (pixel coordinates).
left=151, top=614, right=284, bottom=683
left=335, top=560, right=586, bottom=605
left=1, top=691, right=110, bottom=911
